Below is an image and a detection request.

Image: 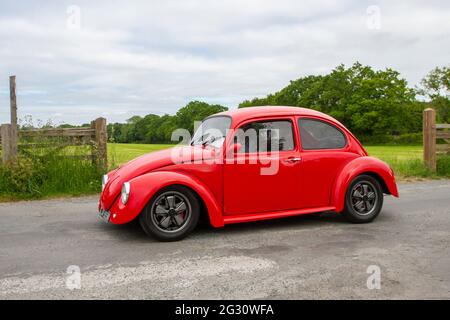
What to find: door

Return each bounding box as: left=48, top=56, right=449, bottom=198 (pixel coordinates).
left=297, top=117, right=357, bottom=208
left=223, top=118, right=302, bottom=215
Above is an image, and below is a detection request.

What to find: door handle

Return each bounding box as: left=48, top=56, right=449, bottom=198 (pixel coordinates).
left=284, top=157, right=302, bottom=163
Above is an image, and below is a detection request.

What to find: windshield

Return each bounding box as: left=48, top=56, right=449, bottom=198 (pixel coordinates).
left=191, top=116, right=231, bottom=148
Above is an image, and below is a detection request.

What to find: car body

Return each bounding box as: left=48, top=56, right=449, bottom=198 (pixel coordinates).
left=99, top=106, right=398, bottom=241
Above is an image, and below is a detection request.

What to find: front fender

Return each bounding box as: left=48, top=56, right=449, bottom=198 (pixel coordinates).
left=332, top=156, right=399, bottom=213
left=108, top=170, right=224, bottom=227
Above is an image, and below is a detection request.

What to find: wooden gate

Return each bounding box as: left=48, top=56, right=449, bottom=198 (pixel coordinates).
left=0, top=75, right=107, bottom=170
left=423, top=108, right=450, bottom=171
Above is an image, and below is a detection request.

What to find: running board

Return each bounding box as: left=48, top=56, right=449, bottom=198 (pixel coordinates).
left=223, top=206, right=336, bottom=225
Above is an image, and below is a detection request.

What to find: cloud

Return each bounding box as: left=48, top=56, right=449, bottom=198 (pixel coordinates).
left=0, top=0, right=449, bottom=124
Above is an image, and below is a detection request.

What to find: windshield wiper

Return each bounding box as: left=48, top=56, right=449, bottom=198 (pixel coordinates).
left=190, top=133, right=209, bottom=146
left=190, top=134, right=218, bottom=147
left=202, top=135, right=216, bottom=147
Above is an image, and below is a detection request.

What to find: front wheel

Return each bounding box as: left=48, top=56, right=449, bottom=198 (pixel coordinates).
left=342, top=175, right=383, bottom=223
left=139, top=185, right=200, bottom=241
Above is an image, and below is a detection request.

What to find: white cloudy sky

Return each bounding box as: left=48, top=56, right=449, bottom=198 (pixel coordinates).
left=0, top=0, right=449, bottom=125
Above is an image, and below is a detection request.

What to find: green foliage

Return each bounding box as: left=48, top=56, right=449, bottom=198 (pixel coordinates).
left=430, top=96, right=450, bottom=123
left=105, top=63, right=446, bottom=145
left=0, top=142, right=102, bottom=200
left=418, top=65, right=450, bottom=123
left=365, top=146, right=450, bottom=179
left=0, top=158, right=42, bottom=195
left=107, top=101, right=227, bottom=144
left=359, top=132, right=422, bottom=145
left=240, top=62, right=420, bottom=137
left=437, top=155, right=450, bottom=177
left=176, top=101, right=228, bottom=134
left=375, top=155, right=450, bottom=179
left=419, top=66, right=450, bottom=99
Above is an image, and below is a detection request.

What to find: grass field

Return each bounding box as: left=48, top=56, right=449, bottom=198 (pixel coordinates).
left=108, top=143, right=173, bottom=165
left=109, top=143, right=423, bottom=164
left=109, top=143, right=450, bottom=179
left=365, top=145, right=422, bottom=161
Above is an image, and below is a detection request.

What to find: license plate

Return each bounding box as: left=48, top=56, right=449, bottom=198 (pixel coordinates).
left=99, top=209, right=110, bottom=223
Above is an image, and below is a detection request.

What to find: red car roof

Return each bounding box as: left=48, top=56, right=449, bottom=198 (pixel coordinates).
left=214, top=106, right=341, bottom=126
left=214, top=105, right=367, bottom=156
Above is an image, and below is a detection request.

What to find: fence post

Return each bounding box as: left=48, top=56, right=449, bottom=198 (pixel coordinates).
left=1, top=124, right=16, bottom=164
left=9, top=75, right=18, bottom=161
left=92, top=117, right=107, bottom=171
left=423, top=108, right=436, bottom=172
left=10, top=76, right=18, bottom=127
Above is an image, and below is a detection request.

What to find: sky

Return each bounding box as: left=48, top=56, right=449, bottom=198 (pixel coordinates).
left=0, top=0, right=449, bottom=125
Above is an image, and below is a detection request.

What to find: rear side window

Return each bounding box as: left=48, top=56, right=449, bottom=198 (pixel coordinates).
left=298, top=118, right=346, bottom=150
left=234, top=120, right=295, bottom=153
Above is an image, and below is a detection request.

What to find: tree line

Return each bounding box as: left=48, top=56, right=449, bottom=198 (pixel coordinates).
left=240, top=63, right=449, bottom=143
left=106, top=101, right=228, bottom=144
left=66, top=62, right=450, bottom=144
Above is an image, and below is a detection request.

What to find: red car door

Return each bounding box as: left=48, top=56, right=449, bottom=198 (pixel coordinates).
left=297, top=117, right=359, bottom=208
left=223, top=117, right=302, bottom=215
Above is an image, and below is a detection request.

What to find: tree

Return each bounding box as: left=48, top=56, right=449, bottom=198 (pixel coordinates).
left=239, top=62, right=417, bottom=137
left=140, top=114, right=176, bottom=143
left=418, top=66, right=450, bottom=123
left=58, top=124, right=77, bottom=128
left=104, top=101, right=227, bottom=144
left=157, top=115, right=178, bottom=143
left=134, top=114, right=160, bottom=142
left=239, top=96, right=272, bottom=108
left=64, top=63, right=435, bottom=144
left=176, top=101, right=228, bottom=134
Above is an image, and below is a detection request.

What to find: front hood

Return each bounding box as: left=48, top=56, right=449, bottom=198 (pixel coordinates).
left=100, top=146, right=217, bottom=210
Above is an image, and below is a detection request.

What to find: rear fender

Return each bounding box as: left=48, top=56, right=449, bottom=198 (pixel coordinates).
left=109, top=171, right=223, bottom=227
left=332, top=156, right=399, bottom=212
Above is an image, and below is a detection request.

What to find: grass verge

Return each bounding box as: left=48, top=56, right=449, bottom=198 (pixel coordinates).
left=0, top=143, right=103, bottom=201
left=365, top=145, right=450, bottom=179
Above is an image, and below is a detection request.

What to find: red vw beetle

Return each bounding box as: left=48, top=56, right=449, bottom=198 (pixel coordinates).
left=99, top=106, right=398, bottom=241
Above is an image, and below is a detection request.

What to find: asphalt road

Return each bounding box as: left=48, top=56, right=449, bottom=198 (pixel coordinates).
left=0, top=180, right=449, bottom=299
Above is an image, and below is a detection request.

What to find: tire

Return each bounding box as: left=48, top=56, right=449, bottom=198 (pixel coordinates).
left=342, top=174, right=384, bottom=223
left=139, top=185, right=200, bottom=241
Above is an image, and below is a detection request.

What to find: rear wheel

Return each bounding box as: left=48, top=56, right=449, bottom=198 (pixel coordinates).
left=139, top=185, right=200, bottom=241
left=342, top=175, right=383, bottom=223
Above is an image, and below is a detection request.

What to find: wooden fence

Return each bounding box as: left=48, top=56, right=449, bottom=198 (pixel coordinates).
left=1, top=75, right=107, bottom=170
left=1, top=118, right=108, bottom=170
left=423, top=108, right=450, bottom=171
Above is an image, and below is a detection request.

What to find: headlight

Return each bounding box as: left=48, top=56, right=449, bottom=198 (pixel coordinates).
left=121, top=182, right=130, bottom=205
left=102, top=175, right=109, bottom=191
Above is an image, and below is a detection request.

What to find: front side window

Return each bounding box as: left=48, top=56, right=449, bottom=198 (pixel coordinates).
left=299, top=118, right=346, bottom=150
left=234, top=120, right=295, bottom=153
left=191, top=116, right=231, bottom=148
